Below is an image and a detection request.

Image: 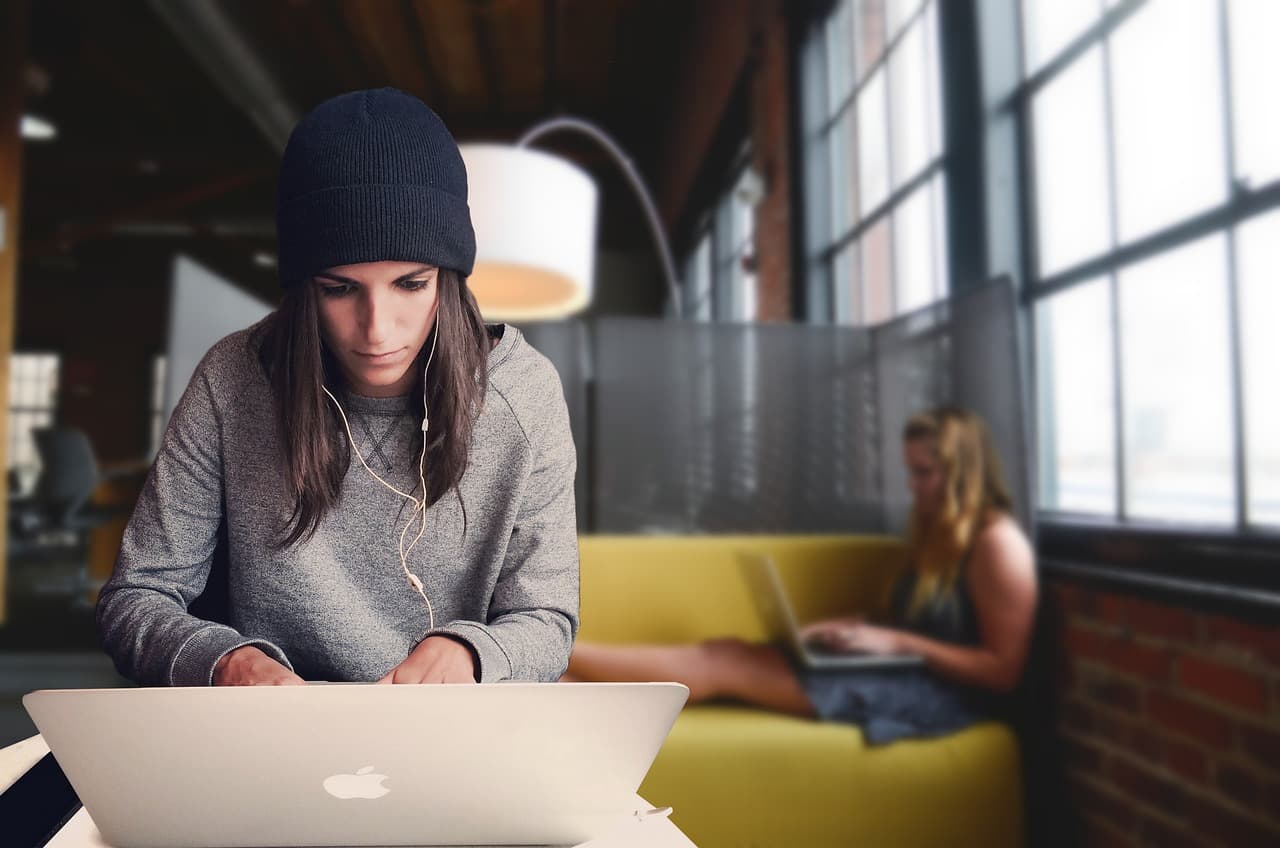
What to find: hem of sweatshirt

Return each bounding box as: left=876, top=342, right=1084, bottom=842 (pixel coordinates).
left=169, top=624, right=294, bottom=686
left=429, top=621, right=514, bottom=683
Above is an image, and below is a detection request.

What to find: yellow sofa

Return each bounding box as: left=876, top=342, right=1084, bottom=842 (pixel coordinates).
left=578, top=535, right=1025, bottom=848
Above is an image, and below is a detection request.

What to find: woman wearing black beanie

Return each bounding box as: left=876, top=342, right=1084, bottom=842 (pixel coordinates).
left=97, top=88, right=581, bottom=687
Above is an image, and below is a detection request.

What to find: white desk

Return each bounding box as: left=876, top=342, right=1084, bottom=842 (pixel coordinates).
left=1, top=735, right=696, bottom=847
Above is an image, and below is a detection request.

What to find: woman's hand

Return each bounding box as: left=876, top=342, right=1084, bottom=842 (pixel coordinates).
left=821, top=622, right=906, bottom=655
left=800, top=618, right=906, bottom=656
left=213, top=645, right=306, bottom=686
left=378, top=636, right=478, bottom=684
left=798, top=616, right=864, bottom=645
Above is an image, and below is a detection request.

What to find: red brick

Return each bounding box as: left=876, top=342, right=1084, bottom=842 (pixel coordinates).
left=1110, top=641, right=1174, bottom=682
left=1215, top=762, right=1262, bottom=808
left=1092, top=705, right=1135, bottom=745
left=1052, top=582, right=1082, bottom=609
left=1237, top=724, right=1280, bottom=776
left=1067, top=620, right=1112, bottom=661
left=1148, top=693, right=1233, bottom=747
left=1266, top=780, right=1280, bottom=823
left=1063, top=733, right=1108, bottom=773
left=1098, top=594, right=1128, bottom=626
left=1072, top=776, right=1138, bottom=832
left=1184, top=792, right=1280, bottom=846
left=1081, top=816, right=1139, bottom=848
left=1203, top=616, right=1280, bottom=667
left=1165, top=738, right=1209, bottom=784
left=1110, top=757, right=1186, bottom=811
left=1137, top=814, right=1214, bottom=848
left=1126, top=598, right=1198, bottom=643
left=1126, top=725, right=1165, bottom=761
left=1053, top=581, right=1098, bottom=617
left=1061, top=698, right=1095, bottom=734
left=1178, top=656, right=1269, bottom=715
left=1085, top=676, right=1144, bottom=712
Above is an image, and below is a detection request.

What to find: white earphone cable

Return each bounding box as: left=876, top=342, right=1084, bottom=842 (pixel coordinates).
left=321, top=322, right=440, bottom=633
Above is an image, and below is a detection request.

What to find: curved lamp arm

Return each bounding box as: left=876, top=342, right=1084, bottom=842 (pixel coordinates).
left=517, top=117, right=684, bottom=319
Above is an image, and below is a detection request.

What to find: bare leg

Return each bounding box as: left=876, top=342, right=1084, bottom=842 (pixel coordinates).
left=565, top=639, right=816, bottom=718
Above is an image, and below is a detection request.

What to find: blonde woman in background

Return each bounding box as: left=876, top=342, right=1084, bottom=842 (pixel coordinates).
left=563, top=406, right=1037, bottom=743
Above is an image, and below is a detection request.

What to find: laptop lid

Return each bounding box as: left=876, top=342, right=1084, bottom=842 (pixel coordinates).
left=24, top=682, right=688, bottom=848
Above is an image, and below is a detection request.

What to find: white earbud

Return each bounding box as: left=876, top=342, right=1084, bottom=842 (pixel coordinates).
left=322, top=320, right=440, bottom=632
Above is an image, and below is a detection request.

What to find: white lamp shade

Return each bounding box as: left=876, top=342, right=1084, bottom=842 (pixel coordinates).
left=459, top=143, right=598, bottom=321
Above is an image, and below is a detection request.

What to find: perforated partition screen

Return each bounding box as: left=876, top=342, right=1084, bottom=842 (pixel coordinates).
left=515, top=276, right=1031, bottom=536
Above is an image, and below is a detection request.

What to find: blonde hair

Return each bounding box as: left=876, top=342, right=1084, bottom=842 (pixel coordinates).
left=901, top=406, right=1014, bottom=616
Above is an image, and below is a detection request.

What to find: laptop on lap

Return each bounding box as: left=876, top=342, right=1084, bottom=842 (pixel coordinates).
left=736, top=550, right=924, bottom=671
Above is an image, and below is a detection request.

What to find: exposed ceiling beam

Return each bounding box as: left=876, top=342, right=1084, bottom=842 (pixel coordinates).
left=28, top=169, right=270, bottom=258
left=147, top=0, right=297, bottom=153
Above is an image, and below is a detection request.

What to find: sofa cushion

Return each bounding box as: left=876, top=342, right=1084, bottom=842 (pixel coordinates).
left=640, top=705, right=1024, bottom=848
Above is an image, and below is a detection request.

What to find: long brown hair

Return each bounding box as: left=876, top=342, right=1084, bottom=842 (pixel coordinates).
left=255, top=268, right=490, bottom=548
left=902, top=406, right=1015, bottom=613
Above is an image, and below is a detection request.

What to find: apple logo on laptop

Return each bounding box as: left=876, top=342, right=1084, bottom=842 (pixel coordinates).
left=323, top=766, right=390, bottom=800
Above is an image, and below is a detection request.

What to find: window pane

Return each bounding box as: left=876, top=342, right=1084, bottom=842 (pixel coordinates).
left=686, top=234, right=713, bottom=321
left=893, top=185, right=933, bottom=314
left=1120, top=235, right=1233, bottom=524
left=886, top=0, right=924, bottom=43
left=888, top=17, right=931, bottom=189
left=855, top=0, right=887, bottom=81
left=1022, top=0, right=1101, bottom=75
left=924, top=1, right=943, bottom=159
left=1227, top=0, right=1280, bottom=188
left=1032, top=46, right=1111, bottom=277
left=829, top=107, right=858, bottom=238
left=857, top=67, right=890, bottom=216
left=826, top=0, right=854, bottom=117
left=860, top=218, right=893, bottom=324
left=931, top=172, right=950, bottom=300
left=1036, top=278, right=1116, bottom=514
left=1111, top=0, right=1226, bottom=244
left=833, top=242, right=860, bottom=325
left=1235, top=210, right=1280, bottom=526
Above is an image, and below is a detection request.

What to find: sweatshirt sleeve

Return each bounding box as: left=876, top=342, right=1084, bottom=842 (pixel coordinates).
left=432, top=366, right=580, bottom=682
left=95, top=351, right=293, bottom=686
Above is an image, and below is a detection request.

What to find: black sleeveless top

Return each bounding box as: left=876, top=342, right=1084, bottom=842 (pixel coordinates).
left=798, top=543, right=994, bottom=743
left=888, top=547, right=981, bottom=646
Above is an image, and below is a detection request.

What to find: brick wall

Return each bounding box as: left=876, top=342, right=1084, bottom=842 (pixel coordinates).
left=748, top=0, right=793, bottom=323
left=1050, top=580, right=1280, bottom=846
left=654, top=0, right=794, bottom=323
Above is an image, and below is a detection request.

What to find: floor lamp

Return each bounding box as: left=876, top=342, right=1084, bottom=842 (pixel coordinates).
left=460, top=117, right=684, bottom=321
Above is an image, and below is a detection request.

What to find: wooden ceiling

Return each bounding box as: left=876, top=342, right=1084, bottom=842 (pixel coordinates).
left=19, top=0, right=700, bottom=297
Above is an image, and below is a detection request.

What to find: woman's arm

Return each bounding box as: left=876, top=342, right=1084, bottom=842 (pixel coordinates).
left=825, top=517, right=1038, bottom=693
left=424, top=364, right=580, bottom=683
left=96, top=343, right=295, bottom=687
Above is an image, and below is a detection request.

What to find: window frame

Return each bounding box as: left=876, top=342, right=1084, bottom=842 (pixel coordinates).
left=1015, top=0, right=1280, bottom=590
left=797, top=0, right=950, bottom=328
left=680, top=140, right=759, bottom=323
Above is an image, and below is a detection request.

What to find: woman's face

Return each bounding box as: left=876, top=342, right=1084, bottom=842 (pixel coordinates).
left=904, top=438, right=945, bottom=517
left=312, top=260, right=440, bottom=398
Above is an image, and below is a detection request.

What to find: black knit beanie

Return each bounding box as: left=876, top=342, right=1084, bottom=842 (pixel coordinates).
left=275, top=87, right=476, bottom=287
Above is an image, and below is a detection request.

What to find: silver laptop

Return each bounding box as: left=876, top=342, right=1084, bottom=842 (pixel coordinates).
left=24, top=682, right=688, bottom=848
left=736, top=551, right=924, bottom=671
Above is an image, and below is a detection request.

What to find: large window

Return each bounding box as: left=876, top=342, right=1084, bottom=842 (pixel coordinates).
left=6, top=353, right=61, bottom=493
left=802, top=0, right=949, bottom=326
left=1027, top=0, right=1280, bottom=531
left=681, top=148, right=759, bottom=323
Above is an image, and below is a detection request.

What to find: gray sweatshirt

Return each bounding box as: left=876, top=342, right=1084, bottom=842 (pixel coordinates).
left=97, top=320, right=579, bottom=686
